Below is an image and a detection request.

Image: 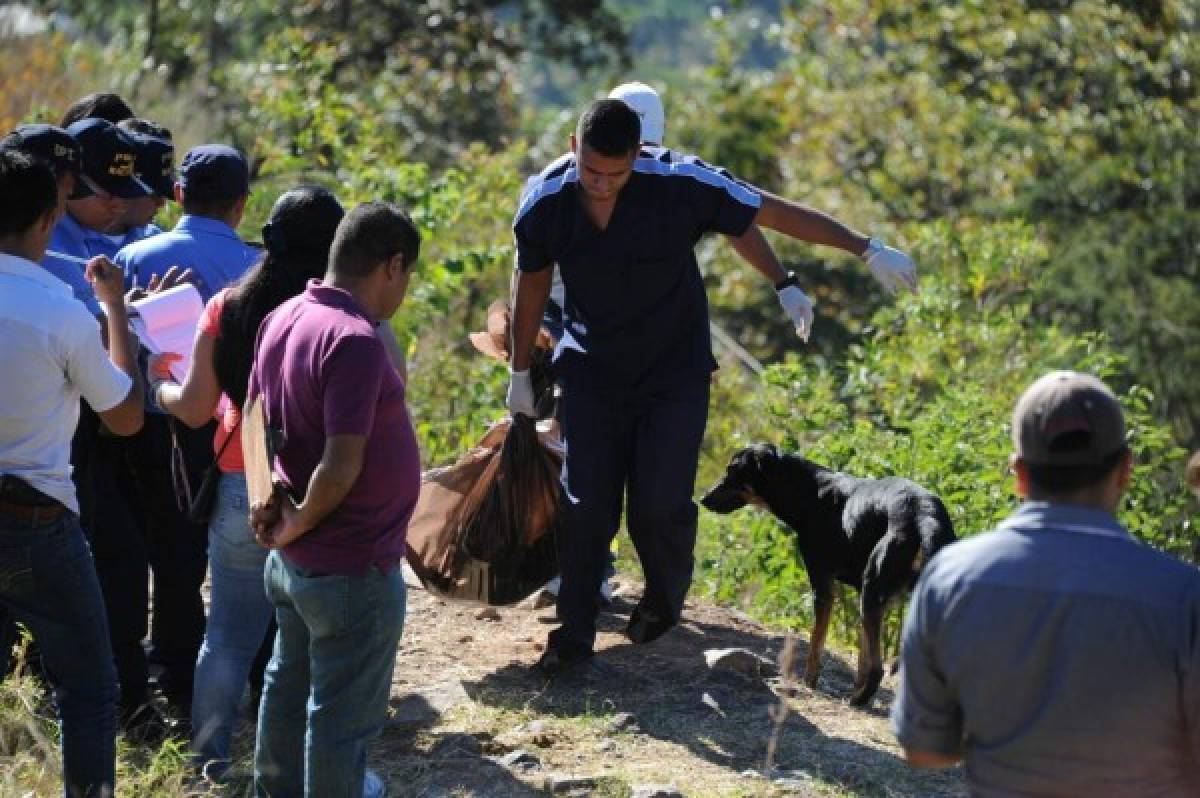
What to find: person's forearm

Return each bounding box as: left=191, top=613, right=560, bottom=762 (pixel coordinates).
left=510, top=269, right=552, bottom=372
left=102, top=302, right=142, bottom=387
left=293, top=458, right=362, bottom=533
left=157, top=382, right=216, bottom=428
left=754, top=193, right=870, bottom=256
left=728, top=226, right=788, bottom=285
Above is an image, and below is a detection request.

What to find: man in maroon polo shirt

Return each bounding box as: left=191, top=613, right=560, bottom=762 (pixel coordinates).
left=247, top=201, right=420, bottom=798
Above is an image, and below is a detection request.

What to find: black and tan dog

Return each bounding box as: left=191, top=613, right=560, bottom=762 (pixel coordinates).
left=701, top=444, right=956, bottom=706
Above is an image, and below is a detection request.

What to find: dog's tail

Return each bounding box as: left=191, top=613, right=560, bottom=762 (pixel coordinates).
left=911, top=498, right=957, bottom=585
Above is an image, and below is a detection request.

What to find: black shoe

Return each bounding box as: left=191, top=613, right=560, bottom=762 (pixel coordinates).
left=625, top=605, right=675, bottom=645
left=533, top=644, right=593, bottom=676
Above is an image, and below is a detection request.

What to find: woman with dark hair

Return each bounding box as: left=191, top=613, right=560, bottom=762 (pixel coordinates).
left=152, top=185, right=345, bottom=778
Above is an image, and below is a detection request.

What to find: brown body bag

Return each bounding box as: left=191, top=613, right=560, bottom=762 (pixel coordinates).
left=406, top=416, right=562, bottom=605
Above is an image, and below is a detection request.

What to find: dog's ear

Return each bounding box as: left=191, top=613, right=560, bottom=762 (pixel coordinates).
left=750, top=443, right=781, bottom=467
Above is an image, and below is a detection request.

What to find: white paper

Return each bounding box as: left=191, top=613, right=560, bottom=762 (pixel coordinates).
left=129, top=284, right=204, bottom=382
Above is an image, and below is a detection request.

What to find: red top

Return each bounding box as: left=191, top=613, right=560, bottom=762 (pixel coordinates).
left=198, top=288, right=244, bottom=474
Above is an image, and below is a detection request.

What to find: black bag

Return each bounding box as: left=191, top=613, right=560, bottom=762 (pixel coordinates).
left=170, top=416, right=241, bottom=526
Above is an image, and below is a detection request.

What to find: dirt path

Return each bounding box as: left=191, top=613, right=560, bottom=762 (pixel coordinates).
left=369, top=575, right=966, bottom=797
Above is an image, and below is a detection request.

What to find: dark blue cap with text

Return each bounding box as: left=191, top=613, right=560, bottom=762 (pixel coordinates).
left=0, top=123, right=83, bottom=178
left=128, top=132, right=175, bottom=199
left=65, top=118, right=151, bottom=199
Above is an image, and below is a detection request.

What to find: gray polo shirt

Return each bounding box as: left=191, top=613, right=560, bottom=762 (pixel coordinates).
left=892, top=501, right=1200, bottom=797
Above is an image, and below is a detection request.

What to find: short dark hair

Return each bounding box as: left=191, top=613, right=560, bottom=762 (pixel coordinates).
left=576, top=98, right=641, bottom=157
left=0, top=150, right=58, bottom=237
left=329, top=201, right=420, bottom=278
left=182, top=194, right=243, bottom=219
left=60, top=92, right=135, bottom=128
left=1026, top=446, right=1129, bottom=497
left=118, top=117, right=173, bottom=141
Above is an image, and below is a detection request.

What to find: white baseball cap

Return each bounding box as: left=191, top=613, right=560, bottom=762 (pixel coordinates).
left=608, top=81, right=665, bottom=145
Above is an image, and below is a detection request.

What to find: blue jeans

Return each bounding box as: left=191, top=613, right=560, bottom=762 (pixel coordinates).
left=191, top=473, right=273, bottom=777
left=254, top=550, right=406, bottom=798
left=0, top=507, right=118, bottom=797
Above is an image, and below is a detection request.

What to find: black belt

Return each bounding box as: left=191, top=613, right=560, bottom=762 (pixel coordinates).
left=0, top=476, right=67, bottom=523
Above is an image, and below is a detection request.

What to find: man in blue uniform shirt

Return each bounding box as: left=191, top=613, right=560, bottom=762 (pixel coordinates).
left=113, top=143, right=258, bottom=711
left=510, top=99, right=912, bottom=672
left=45, top=118, right=151, bottom=316
left=115, top=144, right=258, bottom=299
left=113, top=119, right=174, bottom=244
left=0, top=123, right=95, bottom=218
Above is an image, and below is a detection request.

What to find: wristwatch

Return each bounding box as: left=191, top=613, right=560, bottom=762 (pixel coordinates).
left=774, top=271, right=800, bottom=292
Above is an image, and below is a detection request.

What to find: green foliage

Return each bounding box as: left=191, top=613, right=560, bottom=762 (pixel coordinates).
left=672, top=0, right=1200, bottom=443
left=7, top=0, right=1198, bottom=681
left=28, top=0, right=627, bottom=164
left=695, top=220, right=1199, bottom=642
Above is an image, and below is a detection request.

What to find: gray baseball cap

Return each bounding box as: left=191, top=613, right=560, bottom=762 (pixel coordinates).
left=1013, top=371, right=1127, bottom=466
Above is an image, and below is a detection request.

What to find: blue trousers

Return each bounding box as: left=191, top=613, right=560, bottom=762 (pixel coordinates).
left=254, top=551, right=406, bottom=798
left=0, top=507, right=118, bottom=798
left=551, top=374, right=710, bottom=655
left=191, top=473, right=273, bottom=778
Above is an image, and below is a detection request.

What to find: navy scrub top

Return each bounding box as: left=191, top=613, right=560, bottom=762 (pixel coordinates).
left=514, top=147, right=761, bottom=392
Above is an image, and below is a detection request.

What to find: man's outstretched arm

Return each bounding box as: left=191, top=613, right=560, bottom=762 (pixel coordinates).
left=752, top=194, right=918, bottom=294
left=754, top=193, right=870, bottom=256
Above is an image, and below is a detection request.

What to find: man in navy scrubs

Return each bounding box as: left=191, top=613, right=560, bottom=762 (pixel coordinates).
left=509, top=99, right=915, bottom=672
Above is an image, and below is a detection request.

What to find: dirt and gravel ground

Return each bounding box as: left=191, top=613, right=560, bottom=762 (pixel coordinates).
left=328, top=573, right=969, bottom=798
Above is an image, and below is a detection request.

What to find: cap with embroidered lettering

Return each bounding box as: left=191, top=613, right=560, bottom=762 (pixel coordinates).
left=127, top=131, right=175, bottom=199
left=1, top=124, right=83, bottom=177
left=65, top=118, right=151, bottom=199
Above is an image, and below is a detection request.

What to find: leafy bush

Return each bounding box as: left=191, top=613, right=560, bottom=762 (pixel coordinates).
left=695, top=220, right=1199, bottom=644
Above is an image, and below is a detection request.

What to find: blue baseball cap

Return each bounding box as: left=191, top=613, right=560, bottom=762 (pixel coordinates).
left=65, top=118, right=151, bottom=199
left=1, top=124, right=82, bottom=176
left=127, top=131, right=175, bottom=199
left=178, top=144, right=249, bottom=201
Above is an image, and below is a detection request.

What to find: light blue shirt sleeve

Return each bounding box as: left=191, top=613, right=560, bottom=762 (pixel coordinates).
left=44, top=224, right=103, bottom=317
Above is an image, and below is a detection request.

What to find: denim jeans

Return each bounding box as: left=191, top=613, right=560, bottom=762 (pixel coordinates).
left=0, top=507, right=118, bottom=797
left=191, top=473, right=273, bottom=777
left=254, top=550, right=406, bottom=798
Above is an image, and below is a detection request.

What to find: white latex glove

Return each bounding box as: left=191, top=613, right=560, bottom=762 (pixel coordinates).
left=777, top=284, right=815, bottom=343
left=863, top=238, right=918, bottom=294
left=506, top=369, right=536, bottom=418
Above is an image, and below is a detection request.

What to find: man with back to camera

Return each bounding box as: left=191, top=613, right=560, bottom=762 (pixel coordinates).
left=892, top=370, right=1200, bottom=797
left=248, top=202, right=421, bottom=798
left=116, top=143, right=259, bottom=299
left=114, top=144, right=261, bottom=712
left=0, top=149, right=148, bottom=797
left=508, top=98, right=919, bottom=673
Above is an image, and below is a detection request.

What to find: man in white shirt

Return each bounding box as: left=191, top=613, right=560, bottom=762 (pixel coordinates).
left=0, top=150, right=146, bottom=797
